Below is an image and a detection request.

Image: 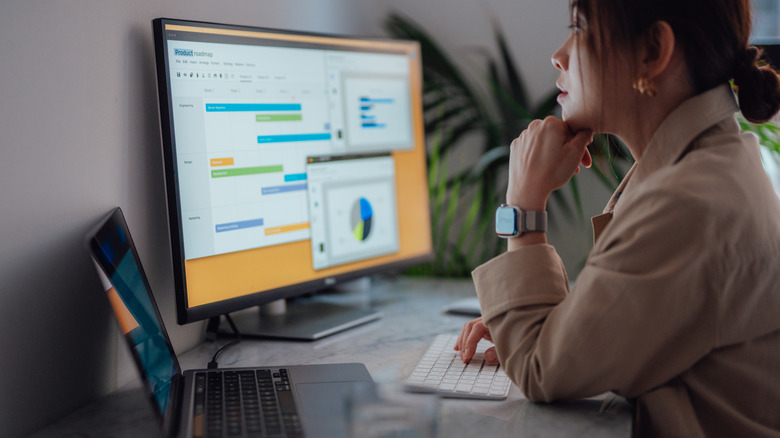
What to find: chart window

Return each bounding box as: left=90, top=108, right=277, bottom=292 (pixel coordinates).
left=306, top=154, right=400, bottom=270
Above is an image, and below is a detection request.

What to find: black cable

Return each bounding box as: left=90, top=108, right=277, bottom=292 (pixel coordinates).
left=207, top=314, right=241, bottom=369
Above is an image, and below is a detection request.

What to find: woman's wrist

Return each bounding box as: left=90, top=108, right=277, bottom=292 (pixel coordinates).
left=507, top=231, right=547, bottom=251
left=503, top=190, right=548, bottom=251
left=506, top=188, right=549, bottom=212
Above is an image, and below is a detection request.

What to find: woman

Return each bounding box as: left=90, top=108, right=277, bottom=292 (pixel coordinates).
left=455, top=0, right=780, bottom=436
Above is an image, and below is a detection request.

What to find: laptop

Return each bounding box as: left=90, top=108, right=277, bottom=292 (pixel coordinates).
left=86, top=207, right=373, bottom=437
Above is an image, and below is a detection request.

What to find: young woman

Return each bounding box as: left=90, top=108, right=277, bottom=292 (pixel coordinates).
left=455, top=1, right=780, bottom=436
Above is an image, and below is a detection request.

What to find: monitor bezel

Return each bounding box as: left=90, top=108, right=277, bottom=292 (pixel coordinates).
left=152, top=18, right=432, bottom=325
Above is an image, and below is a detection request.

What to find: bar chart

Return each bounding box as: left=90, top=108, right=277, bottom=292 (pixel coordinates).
left=343, top=75, right=413, bottom=152
left=359, top=97, right=393, bottom=129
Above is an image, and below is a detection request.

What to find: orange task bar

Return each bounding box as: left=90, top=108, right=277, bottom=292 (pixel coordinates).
left=265, top=222, right=310, bottom=236
left=210, top=157, right=235, bottom=167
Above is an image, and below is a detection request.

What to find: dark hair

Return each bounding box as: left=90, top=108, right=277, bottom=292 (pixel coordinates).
left=573, top=0, right=780, bottom=123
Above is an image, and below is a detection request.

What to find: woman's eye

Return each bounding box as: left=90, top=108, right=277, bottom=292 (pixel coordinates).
left=568, top=24, right=581, bottom=33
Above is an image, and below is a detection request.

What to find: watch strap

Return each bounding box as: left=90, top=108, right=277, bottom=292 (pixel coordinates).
left=519, top=209, right=547, bottom=233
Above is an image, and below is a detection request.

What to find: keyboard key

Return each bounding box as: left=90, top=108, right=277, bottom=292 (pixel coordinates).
left=456, top=383, right=474, bottom=392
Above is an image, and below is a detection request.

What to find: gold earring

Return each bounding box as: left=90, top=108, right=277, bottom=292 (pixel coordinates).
left=633, top=76, right=657, bottom=97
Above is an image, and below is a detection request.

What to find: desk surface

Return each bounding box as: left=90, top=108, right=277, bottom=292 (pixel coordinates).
left=32, top=276, right=632, bottom=437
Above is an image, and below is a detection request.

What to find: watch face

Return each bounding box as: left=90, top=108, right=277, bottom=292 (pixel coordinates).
left=495, top=206, right=518, bottom=237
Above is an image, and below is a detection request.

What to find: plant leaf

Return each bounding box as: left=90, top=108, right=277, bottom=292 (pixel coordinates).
left=492, top=17, right=529, bottom=109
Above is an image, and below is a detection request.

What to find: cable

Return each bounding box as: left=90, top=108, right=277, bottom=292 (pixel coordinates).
left=207, top=314, right=241, bottom=369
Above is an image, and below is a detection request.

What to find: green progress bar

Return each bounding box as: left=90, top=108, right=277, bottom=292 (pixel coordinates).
left=211, top=165, right=283, bottom=178
left=256, top=114, right=302, bottom=122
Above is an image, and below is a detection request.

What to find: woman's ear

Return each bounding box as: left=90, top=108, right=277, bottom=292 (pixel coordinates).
left=642, top=21, right=676, bottom=80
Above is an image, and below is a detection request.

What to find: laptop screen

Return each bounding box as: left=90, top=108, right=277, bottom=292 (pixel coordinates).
left=87, top=208, right=180, bottom=427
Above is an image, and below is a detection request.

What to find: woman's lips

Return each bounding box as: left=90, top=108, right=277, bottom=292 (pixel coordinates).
left=556, top=82, right=568, bottom=102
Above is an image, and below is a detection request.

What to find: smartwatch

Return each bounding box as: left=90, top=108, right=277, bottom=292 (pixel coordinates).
left=495, top=204, right=547, bottom=238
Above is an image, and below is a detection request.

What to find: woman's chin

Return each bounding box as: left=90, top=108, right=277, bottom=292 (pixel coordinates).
left=561, top=114, right=589, bottom=133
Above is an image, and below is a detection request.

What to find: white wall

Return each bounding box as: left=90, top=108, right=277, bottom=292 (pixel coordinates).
left=0, top=1, right=368, bottom=436
left=0, top=1, right=592, bottom=436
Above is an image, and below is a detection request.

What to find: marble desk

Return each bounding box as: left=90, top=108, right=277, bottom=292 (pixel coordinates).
left=32, top=276, right=632, bottom=437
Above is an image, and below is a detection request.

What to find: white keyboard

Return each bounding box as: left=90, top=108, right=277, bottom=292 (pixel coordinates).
left=405, top=334, right=511, bottom=399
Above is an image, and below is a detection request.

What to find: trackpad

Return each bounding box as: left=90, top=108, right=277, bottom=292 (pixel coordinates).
left=295, top=381, right=372, bottom=438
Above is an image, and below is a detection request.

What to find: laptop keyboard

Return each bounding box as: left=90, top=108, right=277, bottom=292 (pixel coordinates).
left=405, top=334, right=511, bottom=400
left=194, top=368, right=303, bottom=437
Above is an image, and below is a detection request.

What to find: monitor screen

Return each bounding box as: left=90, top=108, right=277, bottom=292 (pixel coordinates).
left=153, top=18, right=432, bottom=325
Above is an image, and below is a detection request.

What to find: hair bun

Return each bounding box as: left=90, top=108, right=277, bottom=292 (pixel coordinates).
left=736, top=46, right=761, bottom=77
left=734, top=46, right=780, bottom=124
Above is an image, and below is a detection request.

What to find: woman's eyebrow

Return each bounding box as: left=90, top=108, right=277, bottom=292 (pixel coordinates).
left=570, top=4, right=586, bottom=25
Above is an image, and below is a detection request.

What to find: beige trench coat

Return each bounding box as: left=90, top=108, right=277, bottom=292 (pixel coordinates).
left=473, top=85, right=780, bottom=437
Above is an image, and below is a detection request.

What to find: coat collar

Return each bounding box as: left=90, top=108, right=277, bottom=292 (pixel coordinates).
left=593, top=84, right=740, bottom=242
left=602, top=84, right=739, bottom=215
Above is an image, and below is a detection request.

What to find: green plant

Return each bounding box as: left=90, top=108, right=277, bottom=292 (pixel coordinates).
left=385, top=13, right=631, bottom=277
left=738, top=115, right=780, bottom=155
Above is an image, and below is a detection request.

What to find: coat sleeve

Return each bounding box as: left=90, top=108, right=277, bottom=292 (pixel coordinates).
left=473, top=185, right=719, bottom=402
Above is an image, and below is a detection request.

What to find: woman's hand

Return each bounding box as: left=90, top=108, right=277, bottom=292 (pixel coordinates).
left=454, top=317, right=499, bottom=364
left=506, top=116, right=593, bottom=211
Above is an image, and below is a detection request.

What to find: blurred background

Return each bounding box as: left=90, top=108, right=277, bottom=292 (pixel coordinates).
left=1, top=1, right=778, bottom=436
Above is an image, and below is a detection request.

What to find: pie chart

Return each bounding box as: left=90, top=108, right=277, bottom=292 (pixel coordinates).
left=351, top=197, right=373, bottom=241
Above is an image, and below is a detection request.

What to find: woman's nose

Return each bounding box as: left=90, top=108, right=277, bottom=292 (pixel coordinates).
left=551, top=40, right=568, bottom=71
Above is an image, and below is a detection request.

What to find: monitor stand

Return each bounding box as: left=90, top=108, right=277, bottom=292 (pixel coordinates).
left=214, top=278, right=382, bottom=341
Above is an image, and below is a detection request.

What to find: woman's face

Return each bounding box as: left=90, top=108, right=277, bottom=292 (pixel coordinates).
left=551, top=9, right=635, bottom=133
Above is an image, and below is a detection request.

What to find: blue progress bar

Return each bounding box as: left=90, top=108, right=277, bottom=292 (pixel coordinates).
left=262, top=183, right=308, bottom=195
left=206, top=103, right=302, bottom=112
left=257, top=133, right=331, bottom=143
left=215, top=218, right=264, bottom=233
left=362, top=123, right=387, bottom=128
left=360, top=97, right=394, bottom=104
left=284, top=173, right=307, bottom=182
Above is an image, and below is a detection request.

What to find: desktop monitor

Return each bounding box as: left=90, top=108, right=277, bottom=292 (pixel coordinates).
left=152, top=18, right=432, bottom=338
